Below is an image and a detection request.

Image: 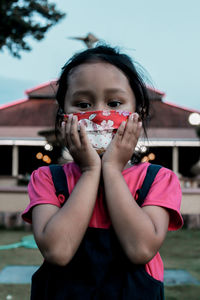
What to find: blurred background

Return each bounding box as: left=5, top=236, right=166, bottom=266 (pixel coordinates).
left=0, top=0, right=199, bottom=229
left=0, top=0, right=200, bottom=110
left=0, top=1, right=200, bottom=299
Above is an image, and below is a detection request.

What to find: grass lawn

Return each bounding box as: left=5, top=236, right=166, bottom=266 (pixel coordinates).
left=0, top=230, right=42, bottom=300
left=0, top=229, right=200, bottom=299
left=159, top=229, right=200, bottom=300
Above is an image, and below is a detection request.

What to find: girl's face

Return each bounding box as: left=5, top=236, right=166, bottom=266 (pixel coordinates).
left=64, top=62, right=136, bottom=114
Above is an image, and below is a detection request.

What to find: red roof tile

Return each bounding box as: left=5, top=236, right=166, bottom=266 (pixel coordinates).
left=0, top=98, right=58, bottom=127
left=25, top=80, right=57, bottom=98
left=0, top=81, right=198, bottom=131
left=149, top=100, right=193, bottom=128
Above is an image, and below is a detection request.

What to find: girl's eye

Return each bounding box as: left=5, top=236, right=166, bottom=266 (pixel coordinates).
left=108, top=101, right=121, bottom=107
left=76, top=102, right=91, bottom=109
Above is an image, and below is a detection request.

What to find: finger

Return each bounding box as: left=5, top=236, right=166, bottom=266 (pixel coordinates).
left=79, top=122, right=90, bottom=147
left=65, top=114, right=73, bottom=147
left=60, top=120, right=69, bottom=147
left=61, top=121, right=66, bottom=140
left=133, top=113, right=142, bottom=134
left=121, top=113, right=137, bottom=142
left=70, top=115, right=81, bottom=148
left=136, top=120, right=143, bottom=138
left=122, top=114, right=143, bottom=149
left=131, top=113, right=140, bottom=134
left=114, top=121, right=126, bottom=141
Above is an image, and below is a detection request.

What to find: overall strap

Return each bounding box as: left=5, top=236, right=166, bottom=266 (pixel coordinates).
left=49, top=164, right=69, bottom=200
left=136, top=164, right=162, bottom=207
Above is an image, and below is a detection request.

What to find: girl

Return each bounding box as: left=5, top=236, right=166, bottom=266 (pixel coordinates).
left=22, top=45, right=183, bottom=299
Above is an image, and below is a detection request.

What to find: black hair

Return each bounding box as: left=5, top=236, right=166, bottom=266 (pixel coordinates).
left=55, top=44, right=150, bottom=163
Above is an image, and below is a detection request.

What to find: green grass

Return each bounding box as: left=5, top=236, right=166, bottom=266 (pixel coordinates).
left=0, top=230, right=43, bottom=271
left=0, top=229, right=200, bottom=299
left=164, top=286, right=200, bottom=300
left=0, top=230, right=42, bottom=300
left=0, top=284, right=30, bottom=300
left=160, top=229, right=200, bottom=299
left=160, top=229, right=200, bottom=281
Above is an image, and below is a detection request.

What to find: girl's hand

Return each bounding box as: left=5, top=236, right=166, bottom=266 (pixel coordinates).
left=102, top=113, right=142, bottom=172
left=62, top=115, right=101, bottom=172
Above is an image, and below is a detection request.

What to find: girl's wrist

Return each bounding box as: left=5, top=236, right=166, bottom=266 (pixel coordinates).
left=102, top=162, right=124, bottom=173
left=80, top=164, right=101, bottom=174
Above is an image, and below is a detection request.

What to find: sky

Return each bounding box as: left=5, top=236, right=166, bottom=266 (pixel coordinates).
left=0, top=0, right=200, bottom=111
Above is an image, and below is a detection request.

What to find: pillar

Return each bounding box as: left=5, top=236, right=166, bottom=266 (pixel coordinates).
left=12, top=145, right=19, bottom=177
left=172, top=146, right=179, bottom=175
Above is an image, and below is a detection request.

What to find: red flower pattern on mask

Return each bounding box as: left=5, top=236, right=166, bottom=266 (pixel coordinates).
left=63, top=110, right=132, bottom=153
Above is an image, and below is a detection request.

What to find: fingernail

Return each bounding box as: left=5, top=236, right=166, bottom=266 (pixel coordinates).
left=61, top=121, right=65, bottom=127
left=138, top=121, right=142, bottom=128
left=133, top=113, right=139, bottom=120
left=73, top=115, right=77, bottom=121
left=130, top=113, right=134, bottom=120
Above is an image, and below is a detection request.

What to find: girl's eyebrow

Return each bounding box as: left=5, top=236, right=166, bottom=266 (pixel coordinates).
left=72, top=88, right=127, bottom=97
left=104, top=88, right=127, bottom=94
left=72, top=90, right=93, bottom=98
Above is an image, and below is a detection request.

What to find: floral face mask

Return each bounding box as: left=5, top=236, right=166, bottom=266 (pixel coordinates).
left=63, top=110, right=131, bottom=154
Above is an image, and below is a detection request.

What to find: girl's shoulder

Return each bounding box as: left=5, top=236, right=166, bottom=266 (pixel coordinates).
left=135, top=163, right=183, bottom=230
left=31, top=162, right=81, bottom=179
left=62, top=161, right=81, bottom=174
left=123, top=162, right=178, bottom=181
left=123, top=162, right=183, bottom=230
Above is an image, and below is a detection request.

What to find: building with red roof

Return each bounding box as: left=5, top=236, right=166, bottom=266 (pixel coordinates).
left=0, top=81, right=199, bottom=225
left=0, top=81, right=199, bottom=176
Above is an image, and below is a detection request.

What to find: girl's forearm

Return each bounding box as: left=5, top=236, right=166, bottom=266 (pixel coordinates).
left=33, top=167, right=101, bottom=266
left=102, top=165, right=169, bottom=264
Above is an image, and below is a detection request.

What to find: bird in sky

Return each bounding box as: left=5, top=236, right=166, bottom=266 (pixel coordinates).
left=68, top=33, right=99, bottom=48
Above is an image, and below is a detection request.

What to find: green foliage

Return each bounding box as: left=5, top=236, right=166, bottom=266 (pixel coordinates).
left=0, top=0, right=66, bottom=58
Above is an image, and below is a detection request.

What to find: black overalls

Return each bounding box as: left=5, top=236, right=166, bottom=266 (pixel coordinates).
left=31, top=164, right=164, bottom=300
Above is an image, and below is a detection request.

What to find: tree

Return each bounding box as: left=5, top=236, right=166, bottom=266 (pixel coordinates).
left=0, top=0, right=65, bottom=58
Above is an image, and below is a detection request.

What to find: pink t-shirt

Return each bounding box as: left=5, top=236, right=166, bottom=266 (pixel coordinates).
left=22, top=162, right=183, bottom=282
